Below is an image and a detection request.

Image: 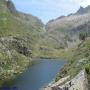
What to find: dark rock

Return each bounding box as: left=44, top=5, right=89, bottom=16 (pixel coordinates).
left=76, top=5, right=90, bottom=15
left=6, top=0, right=17, bottom=14
left=0, top=37, right=32, bottom=57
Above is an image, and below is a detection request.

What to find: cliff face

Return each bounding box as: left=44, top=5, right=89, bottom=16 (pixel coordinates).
left=76, top=5, right=90, bottom=15
left=6, top=0, right=17, bottom=14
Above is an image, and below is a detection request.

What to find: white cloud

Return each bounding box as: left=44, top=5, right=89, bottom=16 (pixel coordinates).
left=80, top=0, right=90, bottom=7
left=70, top=0, right=90, bottom=7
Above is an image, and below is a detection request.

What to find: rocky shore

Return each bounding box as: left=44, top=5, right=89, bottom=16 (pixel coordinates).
left=43, top=70, right=89, bottom=90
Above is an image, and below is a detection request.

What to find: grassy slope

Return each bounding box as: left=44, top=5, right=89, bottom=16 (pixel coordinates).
left=0, top=0, right=90, bottom=87
left=0, top=0, right=44, bottom=85
left=56, top=37, right=90, bottom=81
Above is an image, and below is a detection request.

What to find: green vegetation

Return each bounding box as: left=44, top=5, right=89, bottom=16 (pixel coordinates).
left=0, top=0, right=90, bottom=88
left=79, top=32, right=87, bottom=40
left=0, top=0, right=44, bottom=85
left=56, top=37, right=90, bottom=81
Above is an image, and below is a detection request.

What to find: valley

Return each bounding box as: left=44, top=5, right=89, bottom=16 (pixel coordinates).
left=0, top=0, right=90, bottom=90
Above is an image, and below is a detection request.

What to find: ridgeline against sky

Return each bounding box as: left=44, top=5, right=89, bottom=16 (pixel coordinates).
left=12, top=0, right=90, bottom=23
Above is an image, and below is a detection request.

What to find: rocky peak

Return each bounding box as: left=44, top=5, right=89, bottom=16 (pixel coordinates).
left=76, top=5, right=90, bottom=14
left=76, top=6, right=84, bottom=14
left=85, top=5, right=90, bottom=12
left=6, top=0, right=17, bottom=14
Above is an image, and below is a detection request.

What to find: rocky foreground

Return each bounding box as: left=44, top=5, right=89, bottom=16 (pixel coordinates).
left=43, top=70, right=89, bottom=90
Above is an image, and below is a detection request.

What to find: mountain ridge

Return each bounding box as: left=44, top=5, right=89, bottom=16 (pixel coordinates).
left=46, top=5, right=90, bottom=24
left=0, top=1, right=90, bottom=89
left=44, top=5, right=90, bottom=49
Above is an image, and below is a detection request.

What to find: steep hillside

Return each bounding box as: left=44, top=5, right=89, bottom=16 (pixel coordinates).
left=43, top=37, right=90, bottom=90
left=56, top=37, right=90, bottom=81
left=0, top=0, right=44, bottom=85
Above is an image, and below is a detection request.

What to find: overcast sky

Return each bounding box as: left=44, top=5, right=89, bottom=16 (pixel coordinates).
left=12, top=0, right=90, bottom=23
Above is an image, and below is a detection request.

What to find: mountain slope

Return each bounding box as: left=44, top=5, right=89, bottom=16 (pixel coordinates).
left=42, top=5, right=90, bottom=90
left=0, top=0, right=44, bottom=85
left=32, top=5, right=90, bottom=58
left=0, top=0, right=90, bottom=88
left=44, top=6, right=90, bottom=50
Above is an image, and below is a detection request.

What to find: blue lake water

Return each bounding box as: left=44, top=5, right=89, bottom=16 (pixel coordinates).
left=13, top=59, right=65, bottom=90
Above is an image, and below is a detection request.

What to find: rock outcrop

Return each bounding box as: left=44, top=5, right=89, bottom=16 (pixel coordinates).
left=43, top=70, right=89, bottom=90
left=76, top=5, right=90, bottom=15
left=0, top=0, right=44, bottom=83
left=6, top=0, right=17, bottom=14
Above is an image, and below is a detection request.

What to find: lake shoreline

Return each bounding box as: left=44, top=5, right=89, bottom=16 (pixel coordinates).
left=32, top=56, right=66, bottom=61
left=0, top=58, right=66, bottom=90
left=11, top=59, right=65, bottom=90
